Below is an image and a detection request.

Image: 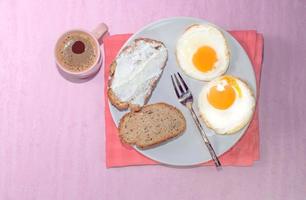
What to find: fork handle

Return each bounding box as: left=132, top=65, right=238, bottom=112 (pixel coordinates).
left=187, top=104, right=221, bottom=168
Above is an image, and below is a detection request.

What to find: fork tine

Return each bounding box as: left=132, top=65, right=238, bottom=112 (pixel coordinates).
left=174, top=73, right=185, bottom=93
left=177, top=72, right=189, bottom=91
left=171, top=75, right=180, bottom=98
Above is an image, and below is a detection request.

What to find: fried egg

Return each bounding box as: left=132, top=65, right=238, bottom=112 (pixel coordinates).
left=176, top=24, right=230, bottom=81
left=198, top=75, right=255, bottom=134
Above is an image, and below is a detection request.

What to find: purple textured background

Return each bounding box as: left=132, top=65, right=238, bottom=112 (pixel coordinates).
left=0, top=0, right=305, bottom=199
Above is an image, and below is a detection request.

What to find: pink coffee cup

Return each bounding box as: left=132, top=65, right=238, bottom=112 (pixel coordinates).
left=54, top=23, right=108, bottom=79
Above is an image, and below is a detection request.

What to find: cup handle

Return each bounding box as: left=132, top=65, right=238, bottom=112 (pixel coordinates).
left=91, top=23, right=108, bottom=44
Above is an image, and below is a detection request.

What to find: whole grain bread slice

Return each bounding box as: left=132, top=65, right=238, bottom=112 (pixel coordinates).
left=107, top=38, right=168, bottom=112
left=118, top=103, right=186, bottom=149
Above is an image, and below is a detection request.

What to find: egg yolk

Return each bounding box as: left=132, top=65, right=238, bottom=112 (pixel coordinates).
left=207, top=85, right=236, bottom=110
left=222, top=76, right=242, bottom=97
left=207, top=76, right=243, bottom=110
left=192, top=46, right=217, bottom=72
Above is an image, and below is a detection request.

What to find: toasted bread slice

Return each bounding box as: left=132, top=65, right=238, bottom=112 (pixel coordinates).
left=108, top=38, right=168, bottom=111
left=118, top=103, right=186, bottom=149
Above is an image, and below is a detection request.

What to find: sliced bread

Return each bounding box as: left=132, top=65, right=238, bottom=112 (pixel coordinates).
left=118, top=103, right=186, bottom=149
left=108, top=38, right=168, bottom=112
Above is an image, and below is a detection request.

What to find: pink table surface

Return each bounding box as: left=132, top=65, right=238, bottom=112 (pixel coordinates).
left=0, top=0, right=305, bottom=199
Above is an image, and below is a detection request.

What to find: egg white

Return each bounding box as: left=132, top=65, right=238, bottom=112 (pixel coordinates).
left=176, top=24, right=230, bottom=81
left=198, top=76, right=255, bottom=134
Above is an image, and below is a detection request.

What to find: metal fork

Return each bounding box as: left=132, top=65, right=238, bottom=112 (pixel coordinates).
left=171, top=72, right=221, bottom=168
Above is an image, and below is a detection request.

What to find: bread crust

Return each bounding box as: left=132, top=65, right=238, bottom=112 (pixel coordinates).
left=118, top=103, right=186, bottom=149
left=107, top=38, right=167, bottom=112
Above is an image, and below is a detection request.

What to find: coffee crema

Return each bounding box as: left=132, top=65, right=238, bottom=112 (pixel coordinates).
left=56, top=31, right=99, bottom=72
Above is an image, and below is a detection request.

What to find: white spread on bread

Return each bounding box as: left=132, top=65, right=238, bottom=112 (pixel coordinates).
left=110, top=39, right=167, bottom=107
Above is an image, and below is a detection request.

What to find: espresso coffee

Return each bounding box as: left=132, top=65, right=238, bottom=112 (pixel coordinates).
left=55, top=31, right=99, bottom=72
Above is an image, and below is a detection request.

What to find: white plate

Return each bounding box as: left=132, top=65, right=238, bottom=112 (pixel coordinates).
left=108, top=17, right=256, bottom=166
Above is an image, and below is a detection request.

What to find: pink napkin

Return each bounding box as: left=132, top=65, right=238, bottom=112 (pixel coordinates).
left=104, top=31, right=263, bottom=168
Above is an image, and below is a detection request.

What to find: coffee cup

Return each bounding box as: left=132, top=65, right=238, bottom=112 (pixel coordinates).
left=54, top=23, right=108, bottom=79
